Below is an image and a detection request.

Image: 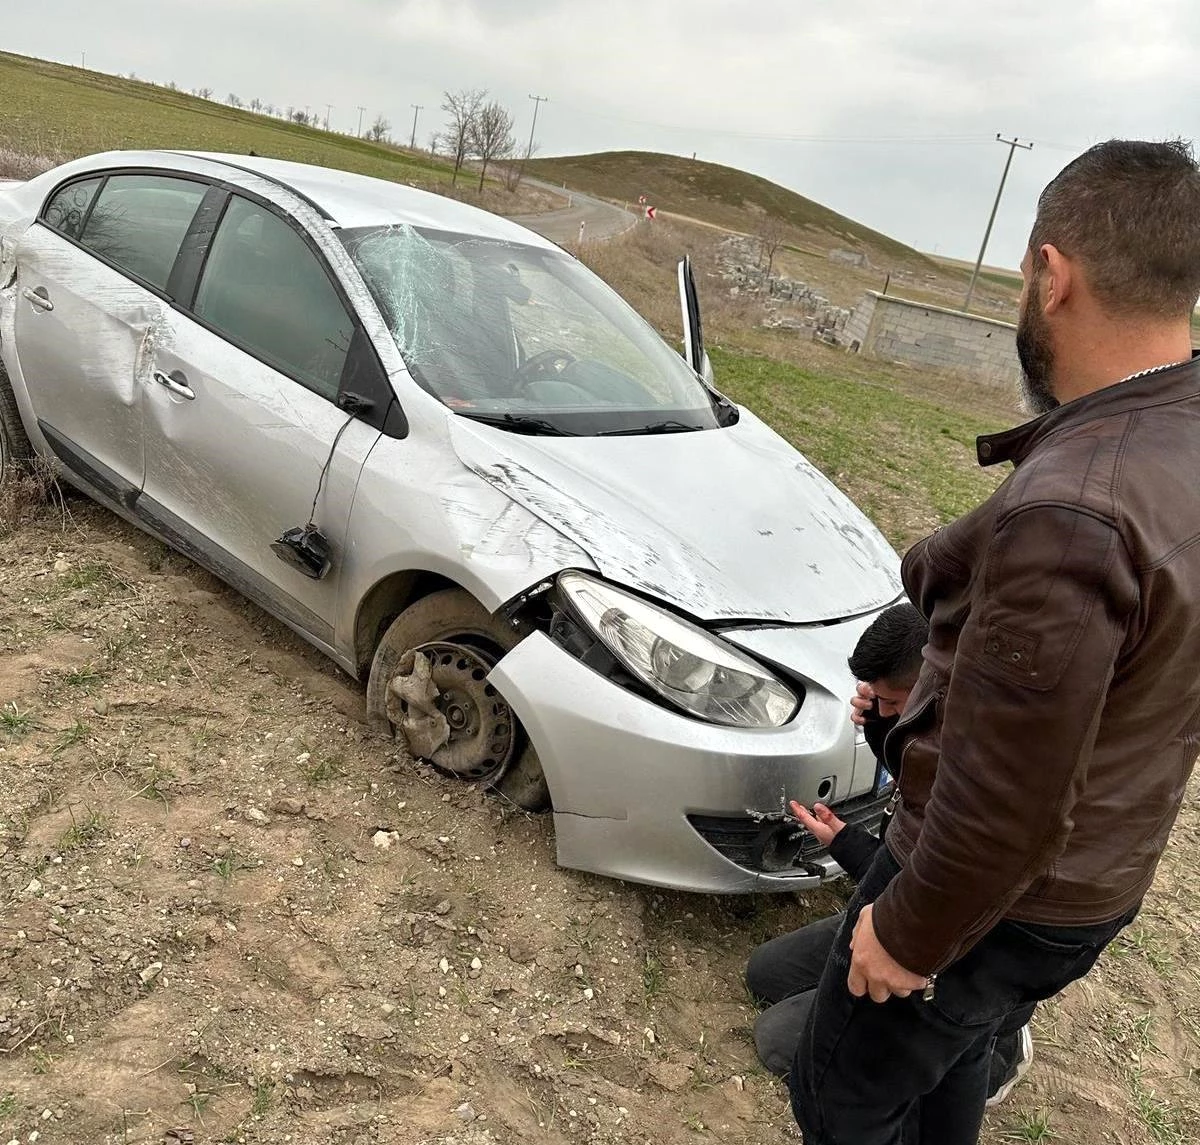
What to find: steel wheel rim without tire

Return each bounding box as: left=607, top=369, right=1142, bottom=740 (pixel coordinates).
left=392, top=640, right=516, bottom=782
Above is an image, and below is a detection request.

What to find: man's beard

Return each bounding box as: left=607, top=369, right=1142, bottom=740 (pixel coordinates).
left=1015, top=285, right=1059, bottom=416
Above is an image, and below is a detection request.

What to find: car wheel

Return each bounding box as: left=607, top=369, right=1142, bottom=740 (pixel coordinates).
left=366, top=588, right=551, bottom=812
left=0, top=361, right=33, bottom=485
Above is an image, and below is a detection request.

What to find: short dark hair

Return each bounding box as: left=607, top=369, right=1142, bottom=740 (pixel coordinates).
left=848, top=602, right=927, bottom=685
left=1029, top=139, right=1200, bottom=319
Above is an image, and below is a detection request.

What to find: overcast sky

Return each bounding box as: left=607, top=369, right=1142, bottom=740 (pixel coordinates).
left=7, top=0, right=1197, bottom=267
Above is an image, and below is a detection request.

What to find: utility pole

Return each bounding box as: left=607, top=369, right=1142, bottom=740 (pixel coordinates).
left=520, top=94, right=548, bottom=180
left=410, top=105, right=423, bottom=150
left=325, top=104, right=333, bottom=131
left=356, top=106, right=366, bottom=137
left=81, top=51, right=86, bottom=70
left=963, top=134, right=1033, bottom=312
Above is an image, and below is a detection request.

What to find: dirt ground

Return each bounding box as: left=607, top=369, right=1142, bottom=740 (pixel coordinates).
left=1, top=490, right=1198, bottom=1145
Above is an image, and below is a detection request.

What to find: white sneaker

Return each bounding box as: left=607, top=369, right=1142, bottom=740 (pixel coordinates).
left=985, top=1024, right=1033, bottom=1107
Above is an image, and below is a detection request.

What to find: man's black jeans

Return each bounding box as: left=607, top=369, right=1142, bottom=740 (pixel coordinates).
left=789, top=847, right=1138, bottom=1145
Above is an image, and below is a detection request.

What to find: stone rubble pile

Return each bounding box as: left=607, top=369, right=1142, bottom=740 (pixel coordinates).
left=714, top=235, right=851, bottom=344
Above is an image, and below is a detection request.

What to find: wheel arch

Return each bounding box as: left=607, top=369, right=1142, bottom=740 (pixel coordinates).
left=352, top=568, right=468, bottom=678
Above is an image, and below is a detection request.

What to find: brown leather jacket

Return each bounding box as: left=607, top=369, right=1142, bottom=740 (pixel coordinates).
left=872, top=358, right=1200, bottom=977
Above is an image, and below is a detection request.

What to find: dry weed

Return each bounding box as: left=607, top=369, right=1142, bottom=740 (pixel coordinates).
left=0, top=457, right=60, bottom=537
left=0, top=147, right=64, bottom=180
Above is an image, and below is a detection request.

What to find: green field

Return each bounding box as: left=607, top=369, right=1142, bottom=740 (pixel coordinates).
left=0, top=51, right=451, bottom=185
left=978, top=268, right=1024, bottom=291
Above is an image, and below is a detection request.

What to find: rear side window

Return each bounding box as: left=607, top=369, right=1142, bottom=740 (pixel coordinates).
left=43, top=178, right=102, bottom=240
left=78, top=174, right=207, bottom=291
left=192, top=195, right=354, bottom=400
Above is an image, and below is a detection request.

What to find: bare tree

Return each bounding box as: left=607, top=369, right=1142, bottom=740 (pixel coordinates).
left=427, top=131, right=441, bottom=157
left=290, top=109, right=310, bottom=126
left=164, top=80, right=178, bottom=92
left=755, top=210, right=788, bottom=280
left=227, top=93, right=243, bottom=108
left=442, top=88, right=485, bottom=185
left=366, top=115, right=391, bottom=143
left=249, top=97, right=263, bottom=113
left=470, top=99, right=516, bottom=191
left=505, top=140, right=538, bottom=190
left=194, top=86, right=213, bottom=100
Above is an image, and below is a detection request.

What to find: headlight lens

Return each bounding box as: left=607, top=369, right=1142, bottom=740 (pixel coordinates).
left=558, top=571, right=798, bottom=728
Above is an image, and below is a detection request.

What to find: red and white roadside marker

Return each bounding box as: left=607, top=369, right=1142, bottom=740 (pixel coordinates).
left=645, top=205, right=657, bottom=220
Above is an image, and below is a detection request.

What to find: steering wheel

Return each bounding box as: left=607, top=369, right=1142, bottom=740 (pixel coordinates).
left=513, top=348, right=577, bottom=393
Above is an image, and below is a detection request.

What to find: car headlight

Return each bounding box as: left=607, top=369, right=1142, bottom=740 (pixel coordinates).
left=558, top=571, right=798, bottom=728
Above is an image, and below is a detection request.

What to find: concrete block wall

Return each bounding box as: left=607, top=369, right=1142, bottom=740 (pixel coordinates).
left=841, top=292, right=876, bottom=350
left=842, top=292, right=1021, bottom=389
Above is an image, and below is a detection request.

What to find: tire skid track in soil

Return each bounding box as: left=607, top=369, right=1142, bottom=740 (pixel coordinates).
left=0, top=499, right=1197, bottom=1144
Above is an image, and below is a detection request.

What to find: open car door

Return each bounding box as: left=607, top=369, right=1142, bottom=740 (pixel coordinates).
left=676, top=255, right=713, bottom=384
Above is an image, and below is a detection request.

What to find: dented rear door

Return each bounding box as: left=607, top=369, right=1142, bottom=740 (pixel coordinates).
left=11, top=172, right=209, bottom=505
left=13, top=224, right=158, bottom=502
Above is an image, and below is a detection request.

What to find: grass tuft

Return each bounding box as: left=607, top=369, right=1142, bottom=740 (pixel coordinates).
left=58, top=806, right=109, bottom=851
left=1, top=702, right=37, bottom=737
left=1001, top=1109, right=1057, bottom=1142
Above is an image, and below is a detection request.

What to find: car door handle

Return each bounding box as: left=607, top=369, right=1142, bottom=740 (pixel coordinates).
left=22, top=286, right=53, bottom=312
left=153, top=369, right=195, bottom=401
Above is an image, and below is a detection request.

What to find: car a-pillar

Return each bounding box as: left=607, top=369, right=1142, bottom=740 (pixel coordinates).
left=364, top=585, right=551, bottom=811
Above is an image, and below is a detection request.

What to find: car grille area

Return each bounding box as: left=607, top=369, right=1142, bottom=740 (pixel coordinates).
left=687, top=786, right=894, bottom=876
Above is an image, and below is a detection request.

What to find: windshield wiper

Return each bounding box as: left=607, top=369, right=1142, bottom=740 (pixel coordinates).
left=457, top=412, right=579, bottom=436
left=597, top=420, right=707, bottom=437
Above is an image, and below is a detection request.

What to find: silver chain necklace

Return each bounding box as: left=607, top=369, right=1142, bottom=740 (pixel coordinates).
left=1117, top=359, right=1190, bottom=385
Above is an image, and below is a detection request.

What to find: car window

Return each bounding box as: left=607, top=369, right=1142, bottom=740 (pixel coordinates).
left=77, top=174, right=207, bottom=291
left=193, top=196, right=354, bottom=400
left=42, top=177, right=102, bottom=241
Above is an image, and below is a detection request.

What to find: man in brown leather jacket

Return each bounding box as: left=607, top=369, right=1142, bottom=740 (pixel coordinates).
left=790, top=139, right=1200, bottom=1144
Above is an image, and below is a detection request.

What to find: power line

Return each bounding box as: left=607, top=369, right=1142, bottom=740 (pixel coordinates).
left=1024, top=137, right=1087, bottom=153
left=549, top=103, right=998, bottom=145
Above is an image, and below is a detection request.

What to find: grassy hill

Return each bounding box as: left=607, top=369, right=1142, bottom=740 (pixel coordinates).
left=528, top=150, right=938, bottom=269
left=0, top=50, right=450, bottom=186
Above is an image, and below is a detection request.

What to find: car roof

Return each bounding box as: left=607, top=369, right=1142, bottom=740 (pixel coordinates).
left=179, top=151, right=558, bottom=248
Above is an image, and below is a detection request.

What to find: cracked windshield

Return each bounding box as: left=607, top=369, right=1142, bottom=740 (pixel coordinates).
left=342, top=224, right=727, bottom=434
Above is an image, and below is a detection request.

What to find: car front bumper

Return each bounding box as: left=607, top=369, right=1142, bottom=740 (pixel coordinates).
left=489, top=630, right=890, bottom=893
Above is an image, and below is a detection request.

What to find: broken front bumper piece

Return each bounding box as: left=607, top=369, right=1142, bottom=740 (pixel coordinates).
left=489, top=631, right=889, bottom=894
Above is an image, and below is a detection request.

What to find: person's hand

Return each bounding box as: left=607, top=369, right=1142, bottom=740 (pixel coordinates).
left=788, top=801, right=846, bottom=846
left=850, top=681, right=875, bottom=727
left=847, top=904, right=928, bottom=1003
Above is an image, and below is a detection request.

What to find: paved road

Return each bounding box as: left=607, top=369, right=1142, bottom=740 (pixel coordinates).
left=510, top=179, right=639, bottom=245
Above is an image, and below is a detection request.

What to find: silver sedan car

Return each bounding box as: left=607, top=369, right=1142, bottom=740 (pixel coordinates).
left=0, top=151, right=903, bottom=892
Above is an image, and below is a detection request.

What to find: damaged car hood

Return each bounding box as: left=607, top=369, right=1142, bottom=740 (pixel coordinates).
left=449, top=409, right=903, bottom=623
